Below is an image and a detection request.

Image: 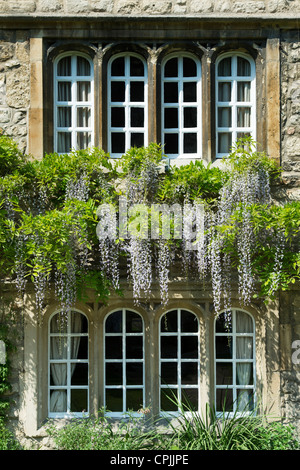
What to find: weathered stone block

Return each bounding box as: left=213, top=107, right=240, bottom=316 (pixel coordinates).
left=36, top=0, right=63, bottom=12
left=232, top=0, right=266, bottom=12
left=142, top=0, right=172, bottom=14
left=65, top=0, right=89, bottom=13
left=0, top=43, right=14, bottom=62
left=115, top=0, right=141, bottom=14
left=90, top=0, right=114, bottom=12
left=190, top=0, right=214, bottom=12
left=0, top=1, right=36, bottom=12
left=6, top=66, right=30, bottom=109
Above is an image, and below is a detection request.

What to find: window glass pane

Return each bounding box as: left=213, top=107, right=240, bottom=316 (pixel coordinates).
left=182, top=388, right=198, bottom=410
left=161, top=336, right=177, bottom=358
left=130, top=133, right=144, bottom=148
left=183, top=57, right=197, bottom=77
left=237, top=107, right=251, bottom=127
left=57, top=56, right=71, bottom=76
left=126, top=311, right=143, bottom=333
left=181, top=362, right=198, bottom=384
left=130, top=107, right=144, bottom=128
left=77, top=107, right=91, bottom=127
left=183, top=82, right=197, bottom=102
left=164, top=108, right=178, bottom=129
left=164, top=57, right=178, bottom=77
left=161, top=389, right=178, bottom=411
left=50, top=337, right=68, bottom=359
left=216, top=363, right=233, bottom=385
left=126, top=363, right=143, bottom=385
left=216, top=336, right=233, bottom=359
left=181, top=336, right=198, bottom=358
left=216, top=388, right=233, bottom=412
left=77, top=56, right=91, bottom=76
left=126, top=336, right=143, bottom=359
left=106, top=389, right=123, bottom=412
left=111, top=57, right=125, bottom=76
left=77, top=81, right=91, bottom=101
left=105, top=310, right=122, bottom=333
left=237, top=57, right=251, bottom=76
left=218, top=132, right=232, bottom=154
left=236, top=311, right=253, bottom=333
left=106, top=363, right=122, bottom=385
left=216, top=312, right=232, bottom=333
left=105, top=336, right=122, bottom=359
left=50, top=364, right=67, bottom=385
left=237, top=82, right=251, bottom=102
left=57, top=132, right=71, bottom=153
left=50, top=390, right=67, bottom=412
left=161, top=362, right=177, bottom=384
left=164, top=133, right=178, bottom=154
left=58, top=107, right=71, bottom=127
left=237, top=389, right=254, bottom=411
left=112, top=132, right=125, bottom=153
left=71, top=363, right=88, bottom=385
left=76, top=132, right=91, bottom=149
left=111, top=82, right=125, bottom=102
left=183, top=107, right=197, bottom=128
left=130, top=82, right=144, bottom=102
left=58, top=82, right=71, bottom=101
left=236, top=363, right=253, bottom=385
left=164, top=82, right=178, bottom=103
left=218, top=107, right=232, bottom=127
left=218, top=57, right=231, bottom=76
left=71, top=389, right=88, bottom=413
left=111, top=107, right=125, bottom=127
left=183, top=133, right=197, bottom=153
left=75, top=336, right=88, bottom=359
left=161, top=310, right=177, bottom=332
left=218, top=82, right=231, bottom=102
left=130, top=56, right=144, bottom=77
left=236, top=337, right=253, bottom=359
left=181, top=310, right=198, bottom=333
left=126, top=389, right=143, bottom=411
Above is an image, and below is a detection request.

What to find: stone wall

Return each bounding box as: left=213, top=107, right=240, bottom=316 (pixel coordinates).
left=280, top=289, right=300, bottom=436
left=0, top=33, right=30, bottom=153
left=281, top=31, right=300, bottom=201
left=0, top=0, right=299, bottom=15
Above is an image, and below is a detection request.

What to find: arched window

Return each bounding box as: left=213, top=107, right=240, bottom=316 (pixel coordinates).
left=214, top=309, right=256, bottom=414
left=104, top=309, right=145, bottom=416
left=159, top=309, right=200, bottom=414
left=108, top=53, right=148, bottom=157
left=48, top=310, right=89, bottom=417
left=161, top=53, right=202, bottom=158
left=216, top=53, right=256, bottom=157
left=54, top=53, right=94, bottom=154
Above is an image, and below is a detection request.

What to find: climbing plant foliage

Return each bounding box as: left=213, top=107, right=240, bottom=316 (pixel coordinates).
left=0, top=135, right=299, bottom=317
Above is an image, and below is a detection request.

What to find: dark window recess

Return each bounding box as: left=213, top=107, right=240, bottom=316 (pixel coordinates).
left=183, top=133, right=197, bottom=153
left=164, top=133, right=178, bottom=154
left=111, top=132, right=125, bottom=153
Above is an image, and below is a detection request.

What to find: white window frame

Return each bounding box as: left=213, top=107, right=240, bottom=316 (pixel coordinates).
left=104, top=308, right=145, bottom=417
left=48, top=309, right=89, bottom=419
left=159, top=308, right=200, bottom=416
left=54, top=52, right=94, bottom=154
left=215, top=52, right=256, bottom=158
left=161, top=53, right=202, bottom=159
left=214, top=309, right=256, bottom=416
left=108, top=53, right=148, bottom=158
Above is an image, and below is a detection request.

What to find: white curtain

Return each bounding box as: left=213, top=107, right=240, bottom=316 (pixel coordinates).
left=50, top=312, right=82, bottom=413
left=236, top=311, right=253, bottom=411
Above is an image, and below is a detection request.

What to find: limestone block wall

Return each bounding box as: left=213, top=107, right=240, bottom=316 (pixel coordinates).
left=0, top=0, right=299, bottom=15
left=281, top=31, right=300, bottom=201
left=0, top=33, right=30, bottom=153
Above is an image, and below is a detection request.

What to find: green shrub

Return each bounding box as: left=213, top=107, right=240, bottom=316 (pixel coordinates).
left=0, top=417, right=21, bottom=450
